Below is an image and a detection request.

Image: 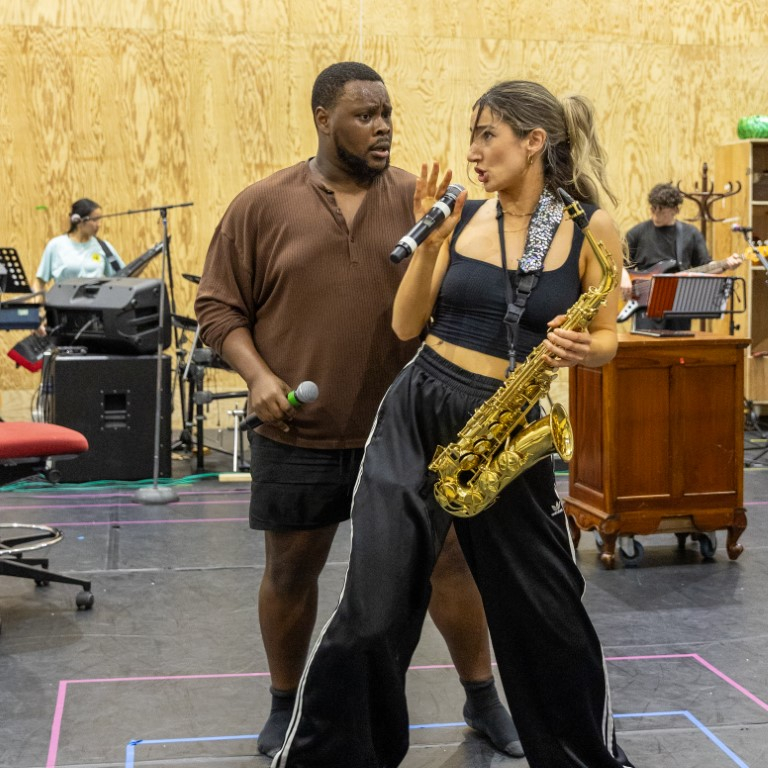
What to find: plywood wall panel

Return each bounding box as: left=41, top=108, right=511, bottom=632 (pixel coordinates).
left=366, top=0, right=514, bottom=40
left=287, top=0, right=361, bottom=37
left=0, top=0, right=162, bottom=30
left=18, top=27, right=76, bottom=251
left=669, top=0, right=768, bottom=46
left=162, top=0, right=266, bottom=35
left=1, top=0, right=767, bottom=401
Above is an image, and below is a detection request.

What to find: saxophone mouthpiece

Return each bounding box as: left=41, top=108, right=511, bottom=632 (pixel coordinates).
left=557, top=187, right=589, bottom=231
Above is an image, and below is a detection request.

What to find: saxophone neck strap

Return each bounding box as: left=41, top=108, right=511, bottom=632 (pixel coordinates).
left=496, top=189, right=563, bottom=374
left=496, top=202, right=539, bottom=375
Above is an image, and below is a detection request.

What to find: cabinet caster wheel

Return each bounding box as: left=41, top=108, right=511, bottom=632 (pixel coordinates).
left=619, top=537, right=644, bottom=567
left=695, top=532, right=717, bottom=560
left=76, top=591, right=95, bottom=610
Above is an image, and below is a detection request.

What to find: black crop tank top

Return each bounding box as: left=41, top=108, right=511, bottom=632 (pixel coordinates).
left=429, top=198, right=596, bottom=362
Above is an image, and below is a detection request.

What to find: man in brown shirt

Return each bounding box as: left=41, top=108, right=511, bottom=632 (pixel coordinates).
left=195, top=62, right=521, bottom=759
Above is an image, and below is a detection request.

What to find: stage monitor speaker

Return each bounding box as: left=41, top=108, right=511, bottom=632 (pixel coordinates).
left=45, top=277, right=171, bottom=354
left=49, top=354, right=172, bottom=482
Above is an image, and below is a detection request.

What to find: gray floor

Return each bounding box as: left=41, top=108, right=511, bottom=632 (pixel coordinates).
left=1, top=428, right=768, bottom=768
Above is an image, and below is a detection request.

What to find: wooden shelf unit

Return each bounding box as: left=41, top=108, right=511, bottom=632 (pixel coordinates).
left=712, top=139, right=768, bottom=404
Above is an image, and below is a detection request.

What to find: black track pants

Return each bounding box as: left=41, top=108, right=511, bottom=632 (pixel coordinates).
left=274, top=347, right=633, bottom=768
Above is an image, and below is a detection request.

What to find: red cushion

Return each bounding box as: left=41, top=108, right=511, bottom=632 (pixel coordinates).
left=0, top=422, right=89, bottom=460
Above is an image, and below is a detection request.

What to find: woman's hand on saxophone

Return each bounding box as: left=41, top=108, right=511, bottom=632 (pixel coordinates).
left=542, top=317, right=592, bottom=369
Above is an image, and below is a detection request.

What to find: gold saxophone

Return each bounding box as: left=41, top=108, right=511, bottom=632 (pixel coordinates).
left=428, top=188, right=617, bottom=518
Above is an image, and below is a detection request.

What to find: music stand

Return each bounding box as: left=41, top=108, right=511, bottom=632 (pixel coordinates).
left=0, top=248, right=32, bottom=294
left=1, top=248, right=43, bottom=333
left=632, top=272, right=740, bottom=337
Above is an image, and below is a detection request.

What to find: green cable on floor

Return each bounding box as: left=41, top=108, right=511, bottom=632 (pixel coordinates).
left=0, top=473, right=221, bottom=493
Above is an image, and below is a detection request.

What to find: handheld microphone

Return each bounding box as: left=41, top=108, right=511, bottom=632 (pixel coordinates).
left=389, top=184, right=465, bottom=263
left=239, top=380, right=319, bottom=431
left=732, top=224, right=753, bottom=233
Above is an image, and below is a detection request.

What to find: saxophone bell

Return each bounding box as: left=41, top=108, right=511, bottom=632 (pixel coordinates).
left=493, top=403, right=573, bottom=489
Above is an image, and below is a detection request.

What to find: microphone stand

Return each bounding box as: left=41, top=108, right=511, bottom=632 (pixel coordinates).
left=110, top=205, right=199, bottom=459
left=133, top=202, right=193, bottom=505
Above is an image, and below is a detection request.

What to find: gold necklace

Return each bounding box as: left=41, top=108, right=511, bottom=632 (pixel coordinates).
left=501, top=208, right=535, bottom=217
left=503, top=222, right=530, bottom=234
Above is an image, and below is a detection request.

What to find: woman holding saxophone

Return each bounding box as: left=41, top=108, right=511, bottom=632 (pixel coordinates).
left=274, top=81, right=633, bottom=768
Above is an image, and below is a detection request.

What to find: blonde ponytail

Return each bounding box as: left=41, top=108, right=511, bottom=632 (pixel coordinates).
left=561, top=94, right=618, bottom=209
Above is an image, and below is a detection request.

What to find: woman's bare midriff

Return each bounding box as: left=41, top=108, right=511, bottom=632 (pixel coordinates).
left=424, top=333, right=508, bottom=380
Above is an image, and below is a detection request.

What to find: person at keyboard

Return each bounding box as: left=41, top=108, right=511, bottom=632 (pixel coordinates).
left=622, top=183, right=741, bottom=332
left=32, top=198, right=124, bottom=332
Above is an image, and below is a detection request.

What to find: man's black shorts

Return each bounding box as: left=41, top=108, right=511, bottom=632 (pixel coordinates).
left=248, top=432, right=364, bottom=530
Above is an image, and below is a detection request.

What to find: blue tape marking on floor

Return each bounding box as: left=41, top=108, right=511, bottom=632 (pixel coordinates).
left=615, top=711, right=749, bottom=768
left=679, top=711, right=748, bottom=768
left=125, top=734, right=259, bottom=767
left=125, top=712, right=749, bottom=768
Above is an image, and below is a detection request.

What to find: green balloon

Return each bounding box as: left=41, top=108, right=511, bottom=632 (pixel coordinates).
left=738, top=115, right=768, bottom=139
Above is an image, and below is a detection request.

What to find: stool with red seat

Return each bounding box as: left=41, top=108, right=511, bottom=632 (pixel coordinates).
left=0, top=422, right=95, bottom=632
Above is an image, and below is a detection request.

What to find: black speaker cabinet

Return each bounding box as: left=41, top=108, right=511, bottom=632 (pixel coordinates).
left=50, top=354, right=172, bottom=482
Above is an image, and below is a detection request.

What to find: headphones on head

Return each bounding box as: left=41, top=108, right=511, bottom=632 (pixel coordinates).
left=70, top=212, right=83, bottom=225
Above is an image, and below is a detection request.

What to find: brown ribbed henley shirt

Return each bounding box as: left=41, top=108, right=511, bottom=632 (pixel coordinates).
left=195, top=161, right=420, bottom=449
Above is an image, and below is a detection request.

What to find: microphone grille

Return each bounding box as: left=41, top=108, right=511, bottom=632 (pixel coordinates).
left=295, top=380, right=319, bottom=404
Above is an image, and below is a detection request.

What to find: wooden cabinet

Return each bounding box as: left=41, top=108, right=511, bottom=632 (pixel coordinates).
left=713, top=139, right=768, bottom=404
left=564, top=333, right=748, bottom=569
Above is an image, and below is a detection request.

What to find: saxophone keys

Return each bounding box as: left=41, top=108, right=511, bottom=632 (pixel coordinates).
left=488, top=422, right=507, bottom=439
left=459, top=451, right=482, bottom=471
left=495, top=449, right=524, bottom=474
left=436, top=481, right=461, bottom=504
left=478, top=467, right=501, bottom=493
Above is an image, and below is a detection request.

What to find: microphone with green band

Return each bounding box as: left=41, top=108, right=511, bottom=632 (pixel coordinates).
left=240, top=381, right=319, bottom=431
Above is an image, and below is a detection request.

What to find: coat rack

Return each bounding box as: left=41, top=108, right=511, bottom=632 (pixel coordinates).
left=677, top=162, right=741, bottom=237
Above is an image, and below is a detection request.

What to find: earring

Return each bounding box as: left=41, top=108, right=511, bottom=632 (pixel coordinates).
left=527, top=153, right=534, bottom=166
